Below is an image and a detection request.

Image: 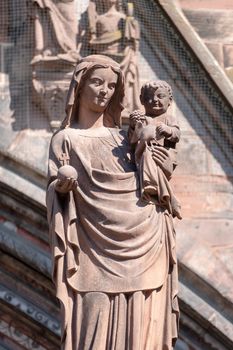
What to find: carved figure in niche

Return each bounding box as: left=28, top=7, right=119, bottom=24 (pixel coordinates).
left=85, top=0, right=141, bottom=111
left=47, top=55, right=179, bottom=350
left=129, top=80, right=182, bottom=219
left=31, top=0, right=79, bottom=63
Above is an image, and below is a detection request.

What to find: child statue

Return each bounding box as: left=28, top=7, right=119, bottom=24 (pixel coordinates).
left=129, top=80, right=182, bottom=219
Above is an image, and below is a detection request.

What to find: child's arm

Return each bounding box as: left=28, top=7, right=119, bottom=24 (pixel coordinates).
left=168, top=125, right=180, bottom=143
left=129, top=110, right=146, bottom=128
left=157, top=124, right=180, bottom=143
left=157, top=123, right=173, bottom=138
left=157, top=114, right=180, bottom=143
left=128, top=110, right=146, bottom=143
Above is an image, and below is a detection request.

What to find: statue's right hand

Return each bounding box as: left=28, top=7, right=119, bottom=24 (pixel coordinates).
left=55, top=178, right=78, bottom=194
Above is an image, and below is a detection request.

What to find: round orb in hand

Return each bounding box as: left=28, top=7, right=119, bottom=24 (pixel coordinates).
left=57, top=165, right=78, bottom=181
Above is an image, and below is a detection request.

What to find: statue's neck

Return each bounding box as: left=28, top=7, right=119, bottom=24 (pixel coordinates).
left=76, top=106, right=104, bottom=129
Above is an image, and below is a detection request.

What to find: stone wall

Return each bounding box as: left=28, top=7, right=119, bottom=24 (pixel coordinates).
left=178, top=0, right=233, bottom=81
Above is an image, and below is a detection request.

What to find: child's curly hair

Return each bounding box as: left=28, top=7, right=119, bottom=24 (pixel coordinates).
left=140, top=80, right=173, bottom=105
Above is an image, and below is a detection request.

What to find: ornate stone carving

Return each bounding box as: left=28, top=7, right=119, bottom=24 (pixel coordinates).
left=31, top=60, right=74, bottom=131
left=0, top=318, right=46, bottom=350
left=0, top=286, right=60, bottom=336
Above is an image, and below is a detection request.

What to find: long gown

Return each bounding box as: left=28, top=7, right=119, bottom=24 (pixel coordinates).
left=46, top=126, right=179, bottom=350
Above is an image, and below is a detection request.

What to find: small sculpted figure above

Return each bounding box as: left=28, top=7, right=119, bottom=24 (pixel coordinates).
left=129, top=80, right=182, bottom=219
left=31, top=0, right=79, bottom=63
left=47, top=55, right=179, bottom=350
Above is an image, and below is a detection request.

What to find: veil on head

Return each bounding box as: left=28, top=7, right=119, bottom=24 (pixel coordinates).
left=61, top=55, right=125, bottom=129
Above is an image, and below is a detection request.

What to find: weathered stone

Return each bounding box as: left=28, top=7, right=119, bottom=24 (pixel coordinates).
left=184, top=9, right=233, bottom=43
left=176, top=135, right=208, bottom=175
left=179, top=0, right=233, bottom=10
left=223, top=44, right=233, bottom=67
left=177, top=220, right=233, bottom=304
left=205, top=42, right=224, bottom=67
left=207, top=141, right=233, bottom=176
left=7, top=129, right=50, bottom=175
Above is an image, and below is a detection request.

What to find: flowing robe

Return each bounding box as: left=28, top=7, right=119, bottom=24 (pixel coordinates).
left=47, top=126, right=179, bottom=349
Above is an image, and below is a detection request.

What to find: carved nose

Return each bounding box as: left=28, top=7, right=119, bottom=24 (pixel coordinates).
left=100, top=88, right=107, bottom=96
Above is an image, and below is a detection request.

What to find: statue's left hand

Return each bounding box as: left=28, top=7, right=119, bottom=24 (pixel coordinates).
left=151, top=146, right=174, bottom=179
left=55, top=178, right=78, bottom=194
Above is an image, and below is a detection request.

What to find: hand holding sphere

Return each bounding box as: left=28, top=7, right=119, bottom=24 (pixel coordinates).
left=55, top=165, right=78, bottom=193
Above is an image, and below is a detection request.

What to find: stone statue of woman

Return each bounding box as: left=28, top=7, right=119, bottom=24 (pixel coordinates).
left=47, top=54, right=179, bottom=349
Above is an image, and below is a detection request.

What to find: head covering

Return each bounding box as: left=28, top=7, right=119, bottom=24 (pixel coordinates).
left=62, top=55, right=125, bottom=128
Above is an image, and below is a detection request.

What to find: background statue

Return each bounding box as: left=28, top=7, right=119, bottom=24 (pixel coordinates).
left=31, top=0, right=79, bottom=63
left=47, top=55, right=179, bottom=349
left=30, top=1, right=81, bottom=130
left=82, top=0, right=141, bottom=111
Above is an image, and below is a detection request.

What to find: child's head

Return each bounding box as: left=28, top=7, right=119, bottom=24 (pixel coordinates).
left=140, top=80, right=173, bottom=117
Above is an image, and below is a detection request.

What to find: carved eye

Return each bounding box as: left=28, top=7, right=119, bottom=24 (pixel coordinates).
left=108, top=83, right=116, bottom=90
left=157, top=94, right=166, bottom=99
left=91, top=78, right=102, bottom=86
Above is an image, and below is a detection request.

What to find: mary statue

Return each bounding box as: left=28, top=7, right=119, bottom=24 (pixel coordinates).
left=47, top=55, right=179, bottom=349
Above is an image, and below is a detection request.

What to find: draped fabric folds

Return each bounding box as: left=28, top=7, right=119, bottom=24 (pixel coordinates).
left=33, top=0, right=77, bottom=54
left=46, top=126, right=179, bottom=349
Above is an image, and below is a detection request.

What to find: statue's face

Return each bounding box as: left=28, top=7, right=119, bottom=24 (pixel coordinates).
left=79, top=67, right=118, bottom=113
left=143, top=87, right=170, bottom=116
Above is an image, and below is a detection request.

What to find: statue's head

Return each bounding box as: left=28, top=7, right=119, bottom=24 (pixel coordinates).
left=62, top=55, right=125, bottom=128
left=140, top=80, right=173, bottom=117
